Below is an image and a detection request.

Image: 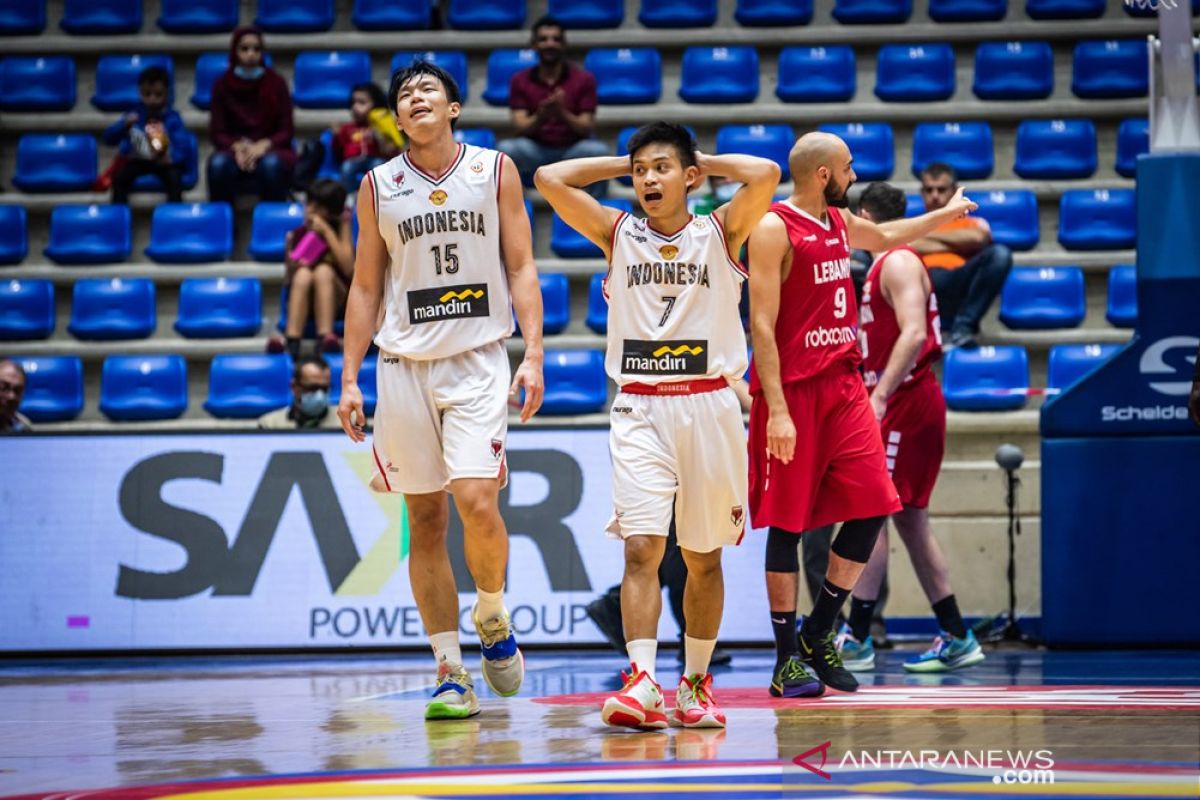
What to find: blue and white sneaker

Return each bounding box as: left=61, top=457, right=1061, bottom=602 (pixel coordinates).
left=425, top=661, right=481, bottom=720
left=903, top=629, right=985, bottom=673
left=472, top=604, right=525, bottom=697
left=835, top=624, right=876, bottom=672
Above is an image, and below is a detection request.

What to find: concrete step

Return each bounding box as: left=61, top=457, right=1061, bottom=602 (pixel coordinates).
left=931, top=460, right=1041, bottom=516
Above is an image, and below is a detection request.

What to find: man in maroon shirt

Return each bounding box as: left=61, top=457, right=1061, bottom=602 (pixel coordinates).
left=497, top=16, right=609, bottom=197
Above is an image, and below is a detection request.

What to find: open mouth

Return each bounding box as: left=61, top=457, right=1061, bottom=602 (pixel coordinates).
left=410, top=107, right=431, bottom=120
left=642, top=190, right=663, bottom=204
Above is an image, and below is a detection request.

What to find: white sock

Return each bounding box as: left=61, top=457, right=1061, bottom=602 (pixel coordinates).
left=475, top=586, right=506, bottom=621
left=626, top=638, right=658, bottom=680
left=684, top=635, right=717, bottom=679
left=429, top=630, right=462, bottom=669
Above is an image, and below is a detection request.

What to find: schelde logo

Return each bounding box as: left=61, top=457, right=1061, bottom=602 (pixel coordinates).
left=1139, top=336, right=1198, bottom=396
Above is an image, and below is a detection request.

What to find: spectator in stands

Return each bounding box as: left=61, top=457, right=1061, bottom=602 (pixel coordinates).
left=267, top=179, right=353, bottom=357
left=258, top=355, right=340, bottom=430
left=332, top=83, right=402, bottom=196
left=497, top=16, right=608, bottom=197
left=912, top=163, right=1012, bottom=349
left=0, top=359, right=32, bottom=434
left=208, top=26, right=295, bottom=207
left=103, top=66, right=187, bottom=204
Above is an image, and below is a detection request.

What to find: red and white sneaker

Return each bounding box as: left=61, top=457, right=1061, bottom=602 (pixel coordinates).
left=673, top=673, right=726, bottom=728
left=601, top=665, right=668, bottom=730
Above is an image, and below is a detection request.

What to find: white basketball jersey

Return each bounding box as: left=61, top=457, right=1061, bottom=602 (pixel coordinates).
left=604, top=212, right=749, bottom=385
left=370, top=143, right=513, bottom=361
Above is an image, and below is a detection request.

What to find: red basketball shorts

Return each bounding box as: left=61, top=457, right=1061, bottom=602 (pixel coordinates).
left=880, top=375, right=946, bottom=510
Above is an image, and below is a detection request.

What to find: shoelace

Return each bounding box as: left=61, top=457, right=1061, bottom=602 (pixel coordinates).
left=923, top=634, right=952, bottom=658
left=685, top=675, right=714, bottom=708
left=781, top=657, right=811, bottom=682
left=619, top=669, right=641, bottom=692
left=821, top=631, right=847, bottom=668
left=479, top=615, right=510, bottom=647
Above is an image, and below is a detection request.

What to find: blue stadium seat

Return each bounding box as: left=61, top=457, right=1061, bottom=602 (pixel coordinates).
left=972, top=190, right=1039, bottom=252
left=191, top=52, right=228, bottom=110
left=248, top=202, right=304, bottom=262
left=640, top=0, right=717, bottom=27
left=1058, top=189, right=1136, bottom=251
left=586, top=49, right=662, bottom=105
left=256, top=0, right=334, bottom=31
left=905, top=192, right=925, bottom=218
left=100, top=355, right=188, bottom=421
left=586, top=273, right=608, bottom=334
left=818, top=122, right=892, bottom=180
left=448, top=0, right=524, bottom=29
left=276, top=284, right=346, bottom=337
left=679, top=46, right=759, bottom=104
left=833, top=0, right=911, bottom=23
left=541, top=350, right=607, bottom=414
left=716, top=124, right=794, bottom=180
left=205, top=354, right=292, bottom=419
left=541, top=273, right=570, bottom=335
left=92, top=54, right=173, bottom=111
left=777, top=46, right=855, bottom=103
left=176, top=277, right=263, bottom=338
left=1072, top=40, right=1148, bottom=99
left=999, top=267, right=1085, bottom=329
left=0, top=280, right=54, bottom=341
left=158, top=0, right=238, bottom=33
left=354, top=0, right=429, bottom=30
left=552, top=200, right=633, bottom=258
left=61, top=0, right=141, bottom=34
left=130, top=129, right=199, bottom=193
left=326, top=353, right=379, bottom=415
left=483, top=49, right=536, bottom=106
left=17, top=356, right=83, bottom=422
left=392, top=51, right=469, bottom=101
left=0, top=207, right=28, bottom=265
left=0, top=56, right=76, bottom=111
left=1026, top=0, right=1103, bottom=18
left=13, top=133, right=96, bottom=192
left=68, top=278, right=156, bottom=340
left=1014, top=119, right=1097, bottom=179
left=737, top=0, right=813, bottom=25
left=1106, top=265, right=1137, bottom=328
left=44, top=204, right=132, bottom=265
left=912, top=122, right=994, bottom=180
left=1115, top=118, right=1148, bottom=179
left=455, top=128, right=496, bottom=149
left=549, top=0, right=624, bottom=28
left=145, top=203, right=234, bottom=263
left=875, top=44, right=954, bottom=102
left=973, top=41, right=1053, bottom=100
left=929, top=0, right=1004, bottom=20
left=1047, top=343, right=1120, bottom=393
left=293, top=51, right=372, bottom=109
left=942, top=346, right=1029, bottom=411
left=0, top=0, right=46, bottom=35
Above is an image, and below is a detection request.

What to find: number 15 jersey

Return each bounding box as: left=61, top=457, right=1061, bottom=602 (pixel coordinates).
left=369, top=143, right=514, bottom=361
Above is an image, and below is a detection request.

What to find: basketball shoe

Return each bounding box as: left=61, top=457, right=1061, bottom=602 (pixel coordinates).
left=835, top=624, right=876, bottom=672
left=904, top=630, right=985, bottom=673
left=601, top=666, right=668, bottom=730
left=425, top=661, right=480, bottom=720
left=799, top=627, right=859, bottom=692
left=674, top=673, right=726, bottom=728
left=472, top=604, right=524, bottom=697
left=769, top=655, right=824, bottom=698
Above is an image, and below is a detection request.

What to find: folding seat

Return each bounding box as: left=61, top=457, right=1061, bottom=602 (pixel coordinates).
left=736, top=0, right=813, bottom=26
left=16, top=356, right=84, bottom=422
left=942, top=345, right=1029, bottom=411
left=1026, top=0, right=1103, bottom=18
left=833, top=0, right=912, bottom=24
left=455, top=128, right=496, bottom=149
left=999, top=267, right=1085, bottom=329
left=158, top=0, right=238, bottom=33
left=204, top=354, right=293, bottom=418
left=911, top=122, right=994, bottom=180
left=392, top=51, right=469, bottom=101
left=12, top=134, right=96, bottom=192
left=1048, top=344, right=1120, bottom=392
left=0, top=280, right=53, bottom=341
left=68, top=278, right=157, bottom=340
left=552, top=200, right=633, bottom=258
left=0, top=207, right=28, bottom=265
left=61, top=0, right=141, bottom=34
left=129, top=129, right=200, bottom=193
left=540, top=274, right=570, bottom=335
left=176, top=277, right=263, bottom=338
left=255, top=0, right=334, bottom=32
left=1115, top=118, right=1149, bottom=179
left=1106, top=265, right=1137, bottom=328
left=44, top=205, right=132, bottom=265
left=0, top=0, right=45, bottom=35
left=549, top=0, right=624, bottom=28
left=640, top=0, right=717, bottom=27
left=586, top=273, right=608, bottom=334
left=482, top=49, right=537, bottom=106
left=817, top=122, right=892, bottom=180
left=0, top=57, right=75, bottom=111
left=679, top=47, right=759, bottom=104
left=905, top=193, right=924, bottom=217
left=248, top=202, right=304, bottom=262
left=716, top=124, right=794, bottom=180
left=972, top=190, right=1039, bottom=251
left=586, top=49, right=662, bottom=105
left=191, top=53, right=228, bottom=110
left=326, top=353, right=379, bottom=415
left=275, top=284, right=346, bottom=337
left=293, top=51, right=372, bottom=109
left=92, top=54, right=173, bottom=111
left=541, top=350, right=608, bottom=414
left=447, top=0, right=525, bottom=30
left=928, top=0, right=1005, bottom=21
left=776, top=46, right=855, bottom=103
left=875, top=44, right=955, bottom=102
left=973, top=41, right=1053, bottom=101
left=145, top=203, right=234, bottom=263
left=1072, top=40, right=1148, bottom=99
left=354, top=0, right=430, bottom=30
left=100, top=356, right=188, bottom=421
left=1014, top=119, right=1097, bottom=179
left=1058, top=189, right=1136, bottom=251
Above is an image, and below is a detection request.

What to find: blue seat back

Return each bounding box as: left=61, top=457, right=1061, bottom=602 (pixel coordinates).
left=942, top=345, right=1029, bottom=411
left=640, top=0, right=717, bottom=27
left=293, top=51, right=372, bottom=109
left=586, top=273, right=608, bottom=334
left=1115, top=118, right=1149, bottom=179
left=205, top=354, right=293, bottom=418
left=249, top=202, right=304, bottom=262
left=158, top=0, right=239, bottom=33
left=999, top=267, right=1086, bottom=330
left=1014, top=119, right=1097, bottom=179
left=92, top=54, right=174, bottom=111
left=542, top=350, right=608, bottom=414
left=875, top=43, right=954, bottom=102
left=715, top=124, right=794, bottom=180
left=1058, top=189, right=1137, bottom=251
left=549, top=0, right=623, bottom=28
left=929, top=0, right=1005, bottom=20
left=255, top=0, right=334, bottom=31
left=777, top=46, right=855, bottom=103
left=911, top=122, right=994, bottom=180
left=146, top=203, right=234, bottom=263
left=0, top=56, right=75, bottom=110
left=540, top=273, right=570, bottom=335
left=0, top=0, right=46, bottom=35
left=447, top=0, right=525, bottom=29
left=100, top=355, right=189, bottom=421
left=354, top=0, right=430, bottom=30
left=0, top=206, right=28, bottom=265
left=45, top=204, right=132, bottom=265
left=0, top=279, right=54, bottom=341
left=817, top=122, right=893, bottom=180
left=833, top=0, right=911, bottom=23
left=454, top=128, right=496, bottom=149
left=482, top=49, right=536, bottom=106
left=1105, top=264, right=1137, bottom=327
left=972, top=190, right=1040, bottom=251
left=1047, top=344, right=1120, bottom=392
left=69, top=277, right=157, bottom=340
left=905, top=192, right=924, bottom=218
left=14, top=133, right=96, bottom=192
left=1026, top=0, right=1103, bottom=18
left=1072, top=40, right=1148, bottom=99
left=62, top=0, right=142, bottom=34
left=737, top=0, right=813, bottom=26
left=973, top=41, right=1053, bottom=100
left=17, top=356, right=84, bottom=422
left=586, top=48, right=662, bottom=105
left=392, top=51, right=468, bottom=100
left=679, top=46, right=759, bottom=104
left=176, top=277, right=263, bottom=338
left=552, top=199, right=633, bottom=258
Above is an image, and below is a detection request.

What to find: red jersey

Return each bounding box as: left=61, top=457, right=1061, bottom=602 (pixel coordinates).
left=333, top=121, right=380, bottom=161
left=860, top=245, right=942, bottom=394
left=749, top=201, right=860, bottom=393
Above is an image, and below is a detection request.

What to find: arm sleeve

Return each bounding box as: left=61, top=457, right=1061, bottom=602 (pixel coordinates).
left=102, top=116, right=129, bottom=147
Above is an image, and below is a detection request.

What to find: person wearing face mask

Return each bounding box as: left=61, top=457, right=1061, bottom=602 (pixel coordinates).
left=208, top=25, right=295, bottom=207
left=258, top=356, right=340, bottom=430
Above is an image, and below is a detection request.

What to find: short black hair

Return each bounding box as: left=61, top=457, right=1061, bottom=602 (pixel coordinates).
left=920, top=162, right=958, bottom=185
left=626, top=122, right=698, bottom=170
left=531, top=14, right=564, bottom=38
left=388, top=60, right=461, bottom=114
left=858, top=182, right=907, bottom=224
left=294, top=355, right=330, bottom=381
left=138, top=65, right=169, bottom=88
left=306, top=178, right=347, bottom=219
left=351, top=82, right=388, bottom=110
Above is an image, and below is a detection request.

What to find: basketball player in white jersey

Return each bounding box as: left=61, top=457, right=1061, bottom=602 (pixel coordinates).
left=535, top=123, right=780, bottom=729
left=337, top=62, right=545, bottom=721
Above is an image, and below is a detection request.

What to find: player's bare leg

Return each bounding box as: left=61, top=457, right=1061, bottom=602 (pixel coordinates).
left=892, top=506, right=951, bottom=602
left=675, top=548, right=726, bottom=728
left=603, top=534, right=669, bottom=730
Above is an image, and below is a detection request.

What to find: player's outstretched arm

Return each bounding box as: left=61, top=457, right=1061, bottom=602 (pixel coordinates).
left=498, top=154, right=545, bottom=423
left=748, top=212, right=797, bottom=465
left=868, top=251, right=931, bottom=421
left=705, top=153, right=781, bottom=254
left=534, top=156, right=629, bottom=260
left=841, top=186, right=978, bottom=252
left=337, top=173, right=388, bottom=443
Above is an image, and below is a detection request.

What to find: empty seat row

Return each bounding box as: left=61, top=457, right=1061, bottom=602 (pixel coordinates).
left=942, top=342, right=1122, bottom=412
left=10, top=134, right=199, bottom=194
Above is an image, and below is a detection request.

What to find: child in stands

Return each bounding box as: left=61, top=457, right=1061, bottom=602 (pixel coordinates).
left=331, top=82, right=403, bottom=196
left=103, top=66, right=188, bottom=204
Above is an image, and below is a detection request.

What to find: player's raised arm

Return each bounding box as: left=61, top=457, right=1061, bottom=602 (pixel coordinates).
left=533, top=156, right=629, bottom=260
left=498, top=153, right=545, bottom=423
left=705, top=153, right=781, bottom=254
left=840, top=187, right=977, bottom=252
left=748, top=212, right=797, bottom=464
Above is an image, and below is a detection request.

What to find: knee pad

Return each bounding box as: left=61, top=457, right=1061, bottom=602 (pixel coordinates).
left=765, top=526, right=800, bottom=573
left=830, top=515, right=887, bottom=563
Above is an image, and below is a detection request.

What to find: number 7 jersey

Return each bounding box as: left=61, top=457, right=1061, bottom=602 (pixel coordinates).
left=369, top=143, right=514, bottom=361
